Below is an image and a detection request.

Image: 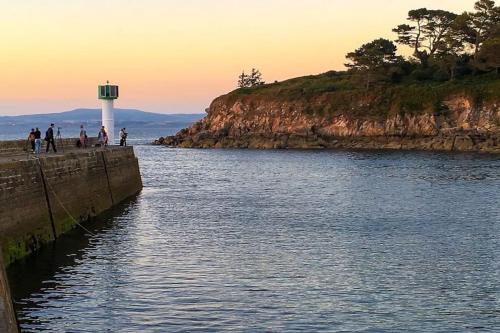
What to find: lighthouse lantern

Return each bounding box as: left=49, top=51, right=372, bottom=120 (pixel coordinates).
left=98, top=82, right=119, bottom=145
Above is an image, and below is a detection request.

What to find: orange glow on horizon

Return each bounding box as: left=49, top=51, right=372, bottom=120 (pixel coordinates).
left=0, top=0, right=476, bottom=115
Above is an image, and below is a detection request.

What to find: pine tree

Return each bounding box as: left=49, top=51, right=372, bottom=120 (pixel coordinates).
left=393, top=8, right=458, bottom=65
left=237, top=69, right=265, bottom=88
left=460, top=0, right=500, bottom=60
left=237, top=71, right=250, bottom=88
left=249, top=68, right=265, bottom=86
left=345, top=38, right=401, bottom=89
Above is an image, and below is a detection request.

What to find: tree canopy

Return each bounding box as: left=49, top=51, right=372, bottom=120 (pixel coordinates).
left=346, top=0, right=500, bottom=87
left=345, top=39, right=399, bottom=70
left=393, top=8, right=458, bottom=65
left=345, top=39, right=401, bottom=88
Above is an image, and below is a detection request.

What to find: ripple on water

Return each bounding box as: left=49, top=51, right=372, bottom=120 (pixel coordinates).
left=8, top=147, right=500, bottom=332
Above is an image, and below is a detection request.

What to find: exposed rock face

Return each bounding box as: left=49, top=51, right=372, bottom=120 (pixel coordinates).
left=156, top=94, right=500, bottom=153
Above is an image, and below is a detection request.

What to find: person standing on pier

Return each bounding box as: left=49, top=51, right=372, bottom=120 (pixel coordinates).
left=45, top=124, right=57, bottom=153
left=34, top=127, right=42, bottom=154
left=79, top=125, right=88, bottom=148
left=119, top=127, right=128, bottom=146
left=98, top=126, right=108, bottom=147
left=28, top=128, right=36, bottom=152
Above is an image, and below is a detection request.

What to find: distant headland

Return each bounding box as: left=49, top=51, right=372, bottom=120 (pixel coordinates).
left=156, top=0, right=500, bottom=153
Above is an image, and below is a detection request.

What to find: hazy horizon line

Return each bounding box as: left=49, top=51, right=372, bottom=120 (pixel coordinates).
left=0, top=108, right=206, bottom=118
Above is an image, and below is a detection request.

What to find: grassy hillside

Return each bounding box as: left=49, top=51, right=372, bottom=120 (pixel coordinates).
left=227, top=72, right=500, bottom=118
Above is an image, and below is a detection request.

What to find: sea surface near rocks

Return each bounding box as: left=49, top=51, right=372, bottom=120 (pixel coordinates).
left=8, top=145, right=500, bottom=332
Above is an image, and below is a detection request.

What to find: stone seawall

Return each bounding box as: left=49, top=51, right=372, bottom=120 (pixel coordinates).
left=0, top=249, right=18, bottom=333
left=0, top=146, right=142, bottom=267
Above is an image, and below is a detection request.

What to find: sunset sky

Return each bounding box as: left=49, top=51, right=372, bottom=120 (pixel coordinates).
left=0, top=0, right=476, bottom=115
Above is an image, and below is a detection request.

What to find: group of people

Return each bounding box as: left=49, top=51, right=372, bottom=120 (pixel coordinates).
left=27, top=124, right=128, bottom=154
left=28, top=124, right=57, bottom=154
left=96, top=126, right=128, bottom=147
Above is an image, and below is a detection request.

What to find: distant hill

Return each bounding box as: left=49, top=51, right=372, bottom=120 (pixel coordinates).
left=0, top=109, right=204, bottom=125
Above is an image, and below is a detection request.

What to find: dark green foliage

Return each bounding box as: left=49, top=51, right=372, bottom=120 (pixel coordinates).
left=232, top=71, right=354, bottom=100
left=238, top=68, right=265, bottom=88
left=393, top=8, right=458, bottom=65
left=341, top=0, right=500, bottom=86
left=433, top=69, right=451, bottom=81
left=476, top=33, right=500, bottom=73
left=411, top=67, right=435, bottom=81
left=226, top=70, right=499, bottom=118
left=345, top=39, right=399, bottom=71
left=227, top=0, right=500, bottom=119
left=389, top=74, right=500, bottom=113
left=345, top=39, right=402, bottom=89
left=460, top=0, right=500, bottom=59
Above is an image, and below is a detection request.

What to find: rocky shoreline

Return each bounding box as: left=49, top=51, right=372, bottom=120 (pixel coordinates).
left=155, top=85, right=500, bottom=153
left=155, top=131, right=499, bottom=153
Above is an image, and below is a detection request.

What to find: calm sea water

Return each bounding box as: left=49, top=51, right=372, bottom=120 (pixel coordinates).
left=6, top=127, right=500, bottom=332
left=0, top=123, right=185, bottom=145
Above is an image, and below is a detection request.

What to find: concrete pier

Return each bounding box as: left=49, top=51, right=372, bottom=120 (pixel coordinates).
left=0, top=139, right=143, bottom=266
left=0, top=249, right=18, bottom=333
left=0, top=138, right=142, bottom=331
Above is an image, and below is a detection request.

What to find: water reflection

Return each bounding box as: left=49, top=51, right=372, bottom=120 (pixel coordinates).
left=8, top=147, right=500, bottom=332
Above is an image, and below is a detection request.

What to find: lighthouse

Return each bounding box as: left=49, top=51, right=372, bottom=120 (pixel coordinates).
left=98, top=81, right=119, bottom=145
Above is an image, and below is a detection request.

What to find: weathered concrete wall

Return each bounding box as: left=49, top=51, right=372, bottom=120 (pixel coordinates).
left=0, top=249, right=18, bottom=333
left=0, top=147, right=142, bottom=266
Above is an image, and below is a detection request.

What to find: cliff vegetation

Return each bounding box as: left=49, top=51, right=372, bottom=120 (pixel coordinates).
left=158, top=0, right=500, bottom=152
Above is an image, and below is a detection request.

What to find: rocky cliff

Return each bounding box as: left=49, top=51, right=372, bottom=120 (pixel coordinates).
left=157, top=74, right=500, bottom=153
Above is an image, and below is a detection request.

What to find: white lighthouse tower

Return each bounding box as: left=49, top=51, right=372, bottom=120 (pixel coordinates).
left=98, top=81, right=119, bottom=145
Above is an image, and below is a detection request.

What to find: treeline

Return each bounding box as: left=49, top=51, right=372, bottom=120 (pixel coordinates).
left=345, top=0, right=500, bottom=88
